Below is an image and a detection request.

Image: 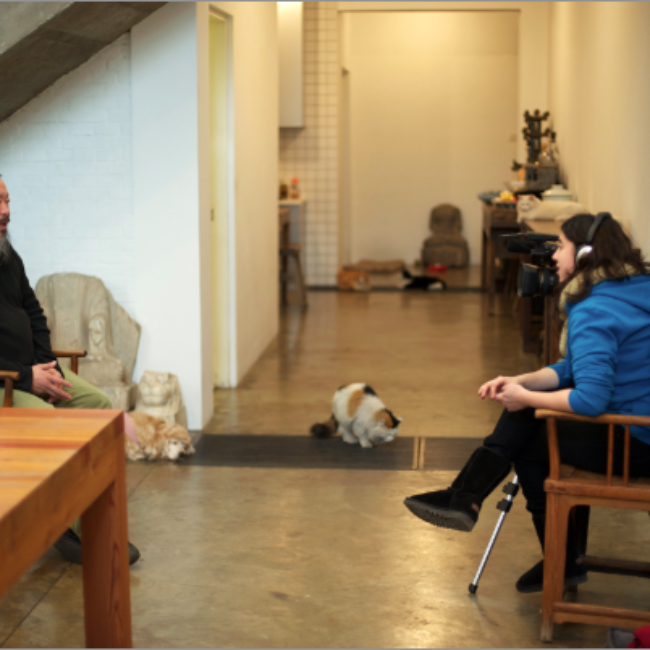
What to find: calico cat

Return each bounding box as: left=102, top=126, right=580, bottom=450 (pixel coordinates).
left=310, top=383, right=402, bottom=448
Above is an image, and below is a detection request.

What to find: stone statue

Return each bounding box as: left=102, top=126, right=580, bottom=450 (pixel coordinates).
left=421, top=203, right=469, bottom=268
left=134, top=370, right=187, bottom=428
left=34, top=273, right=141, bottom=410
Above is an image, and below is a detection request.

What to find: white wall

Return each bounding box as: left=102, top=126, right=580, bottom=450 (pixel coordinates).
left=131, top=3, right=213, bottom=429
left=0, top=35, right=135, bottom=311
left=343, top=11, right=519, bottom=265
left=548, top=2, right=650, bottom=248
left=339, top=3, right=550, bottom=161
left=209, top=1, right=279, bottom=383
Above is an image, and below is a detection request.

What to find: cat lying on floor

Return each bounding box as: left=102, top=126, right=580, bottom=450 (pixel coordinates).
left=399, top=269, right=447, bottom=291
left=125, top=412, right=195, bottom=461
left=310, top=383, right=402, bottom=448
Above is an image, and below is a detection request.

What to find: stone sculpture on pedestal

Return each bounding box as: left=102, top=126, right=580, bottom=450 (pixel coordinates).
left=34, top=273, right=141, bottom=411
left=421, top=203, right=469, bottom=268
left=134, top=370, right=188, bottom=428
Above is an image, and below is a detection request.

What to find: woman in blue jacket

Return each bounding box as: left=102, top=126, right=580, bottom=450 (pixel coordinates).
left=404, top=212, right=650, bottom=593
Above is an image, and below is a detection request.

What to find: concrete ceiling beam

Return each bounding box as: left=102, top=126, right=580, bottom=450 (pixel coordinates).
left=0, top=2, right=166, bottom=122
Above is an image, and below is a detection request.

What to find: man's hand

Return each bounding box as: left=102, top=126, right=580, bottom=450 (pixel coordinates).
left=31, top=361, right=72, bottom=403
left=478, top=375, right=521, bottom=400
left=494, top=383, right=530, bottom=412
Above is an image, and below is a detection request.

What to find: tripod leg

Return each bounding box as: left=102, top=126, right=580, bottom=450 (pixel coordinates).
left=469, top=475, right=519, bottom=594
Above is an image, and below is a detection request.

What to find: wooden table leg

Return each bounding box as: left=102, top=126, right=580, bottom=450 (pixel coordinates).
left=520, top=296, right=534, bottom=353
left=81, top=427, right=132, bottom=648
left=481, top=231, right=487, bottom=291
left=487, top=235, right=496, bottom=316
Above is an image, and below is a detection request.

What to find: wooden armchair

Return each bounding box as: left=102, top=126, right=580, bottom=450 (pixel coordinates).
left=535, top=409, right=650, bottom=642
left=0, top=350, right=87, bottom=407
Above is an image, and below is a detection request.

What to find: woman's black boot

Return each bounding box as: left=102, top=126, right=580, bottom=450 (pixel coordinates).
left=404, top=447, right=511, bottom=532
left=516, top=514, right=588, bottom=593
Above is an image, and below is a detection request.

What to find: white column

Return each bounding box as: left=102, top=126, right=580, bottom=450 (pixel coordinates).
left=131, top=2, right=213, bottom=429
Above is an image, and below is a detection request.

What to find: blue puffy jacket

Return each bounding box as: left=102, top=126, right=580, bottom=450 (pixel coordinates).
left=549, top=274, right=650, bottom=444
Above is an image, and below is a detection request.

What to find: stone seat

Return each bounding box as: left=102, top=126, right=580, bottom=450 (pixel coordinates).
left=421, top=203, right=469, bottom=268
left=35, top=273, right=141, bottom=411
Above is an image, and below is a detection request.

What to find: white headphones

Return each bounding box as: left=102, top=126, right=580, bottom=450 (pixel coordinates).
left=575, top=212, right=611, bottom=262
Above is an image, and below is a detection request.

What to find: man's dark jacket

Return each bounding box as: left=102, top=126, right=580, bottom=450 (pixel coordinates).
left=0, top=247, right=61, bottom=392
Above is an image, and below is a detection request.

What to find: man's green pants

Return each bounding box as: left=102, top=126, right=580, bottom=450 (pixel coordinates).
left=0, top=367, right=112, bottom=536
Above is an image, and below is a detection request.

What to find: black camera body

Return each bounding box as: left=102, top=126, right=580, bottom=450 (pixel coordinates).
left=500, top=232, right=559, bottom=298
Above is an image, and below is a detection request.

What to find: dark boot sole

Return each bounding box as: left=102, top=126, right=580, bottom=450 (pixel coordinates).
left=516, top=571, right=588, bottom=594
left=404, top=498, right=476, bottom=532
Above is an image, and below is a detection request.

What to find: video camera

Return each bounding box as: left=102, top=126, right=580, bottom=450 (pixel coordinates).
left=500, top=232, right=559, bottom=298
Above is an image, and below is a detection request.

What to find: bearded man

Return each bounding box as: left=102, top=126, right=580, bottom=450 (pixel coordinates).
left=0, top=175, right=140, bottom=565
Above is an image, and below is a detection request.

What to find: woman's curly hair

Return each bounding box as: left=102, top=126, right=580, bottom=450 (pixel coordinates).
left=559, top=213, right=650, bottom=303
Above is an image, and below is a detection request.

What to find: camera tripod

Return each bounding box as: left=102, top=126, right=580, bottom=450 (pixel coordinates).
left=468, top=474, right=520, bottom=594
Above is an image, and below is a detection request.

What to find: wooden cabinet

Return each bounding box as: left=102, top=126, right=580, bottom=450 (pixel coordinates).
left=480, top=202, right=521, bottom=316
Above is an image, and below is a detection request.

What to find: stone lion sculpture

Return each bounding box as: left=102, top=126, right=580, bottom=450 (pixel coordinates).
left=134, top=370, right=188, bottom=428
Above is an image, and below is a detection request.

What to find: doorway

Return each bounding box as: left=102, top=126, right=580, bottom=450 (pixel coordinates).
left=209, top=11, right=236, bottom=387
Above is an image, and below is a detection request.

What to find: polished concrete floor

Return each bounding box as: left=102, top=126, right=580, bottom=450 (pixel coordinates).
left=2, top=288, right=650, bottom=648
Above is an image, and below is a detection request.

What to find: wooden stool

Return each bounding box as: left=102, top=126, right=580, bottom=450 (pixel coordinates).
left=279, top=243, right=308, bottom=309
left=535, top=409, right=650, bottom=642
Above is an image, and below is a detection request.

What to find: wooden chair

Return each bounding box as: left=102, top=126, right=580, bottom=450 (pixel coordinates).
left=535, top=409, right=650, bottom=642
left=0, top=350, right=87, bottom=407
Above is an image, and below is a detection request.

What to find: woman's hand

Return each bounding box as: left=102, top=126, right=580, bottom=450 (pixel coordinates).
left=478, top=376, right=521, bottom=400
left=494, top=383, right=530, bottom=412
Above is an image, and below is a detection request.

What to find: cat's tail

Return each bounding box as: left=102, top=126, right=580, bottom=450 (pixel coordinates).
left=310, top=415, right=338, bottom=438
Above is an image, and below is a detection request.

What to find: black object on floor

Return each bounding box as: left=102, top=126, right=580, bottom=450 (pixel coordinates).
left=181, top=435, right=484, bottom=471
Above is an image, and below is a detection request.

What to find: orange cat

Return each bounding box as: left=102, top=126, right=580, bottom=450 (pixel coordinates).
left=337, top=269, right=371, bottom=292
left=126, top=412, right=195, bottom=461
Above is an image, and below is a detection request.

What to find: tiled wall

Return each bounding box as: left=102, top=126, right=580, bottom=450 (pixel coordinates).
left=279, top=1, right=339, bottom=287
left=0, top=35, right=135, bottom=313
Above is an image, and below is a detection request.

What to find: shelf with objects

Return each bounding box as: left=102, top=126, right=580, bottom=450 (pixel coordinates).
left=479, top=109, right=585, bottom=361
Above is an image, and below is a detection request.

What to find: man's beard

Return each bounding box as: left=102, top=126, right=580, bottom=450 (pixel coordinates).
left=0, top=231, right=12, bottom=266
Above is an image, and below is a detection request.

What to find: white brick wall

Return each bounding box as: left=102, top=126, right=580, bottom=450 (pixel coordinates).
left=0, top=35, right=135, bottom=313
left=279, top=1, right=339, bottom=287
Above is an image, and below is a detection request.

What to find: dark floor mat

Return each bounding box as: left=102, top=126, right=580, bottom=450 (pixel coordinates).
left=421, top=437, right=483, bottom=471
left=181, top=435, right=484, bottom=471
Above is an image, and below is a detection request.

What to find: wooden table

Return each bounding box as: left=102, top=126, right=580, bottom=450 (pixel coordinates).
left=0, top=409, right=132, bottom=648
left=480, top=202, right=521, bottom=316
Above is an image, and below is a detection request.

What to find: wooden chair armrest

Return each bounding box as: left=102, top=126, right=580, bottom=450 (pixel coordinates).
left=52, top=350, right=87, bottom=375
left=0, top=370, right=20, bottom=408
left=535, top=409, right=650, bottom=428
left=535, top=409, right=650, bottom=486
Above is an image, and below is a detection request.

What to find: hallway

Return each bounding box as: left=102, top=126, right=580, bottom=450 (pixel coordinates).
left=2, top=291, right=649, bottom=648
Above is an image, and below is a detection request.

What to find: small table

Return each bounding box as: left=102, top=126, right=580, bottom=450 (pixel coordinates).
left=0, top=409, right=132, bottom=648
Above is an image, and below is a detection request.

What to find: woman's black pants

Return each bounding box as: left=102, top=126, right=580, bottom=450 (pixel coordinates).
left=483, top=408, right=650, bottom=518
